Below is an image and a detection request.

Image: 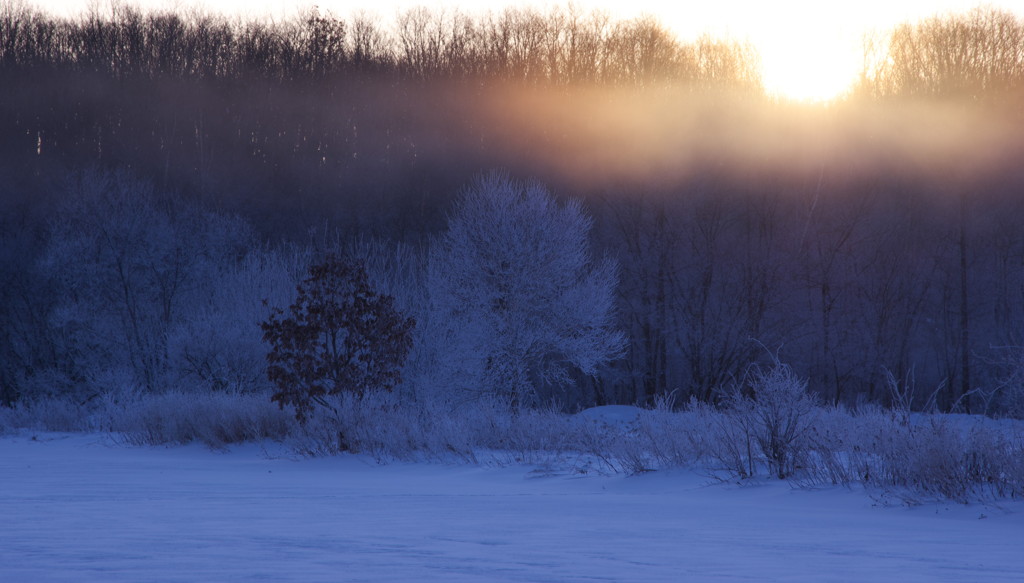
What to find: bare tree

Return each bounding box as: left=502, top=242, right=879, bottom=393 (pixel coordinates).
left=860, top=7, right=1024, bottom=100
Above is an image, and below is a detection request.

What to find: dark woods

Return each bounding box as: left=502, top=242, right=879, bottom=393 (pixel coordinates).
left=2, top=3, right=1024, bottom=414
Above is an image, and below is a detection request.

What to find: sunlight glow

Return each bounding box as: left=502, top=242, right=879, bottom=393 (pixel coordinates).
left=759, top=43, right=858, bottom=102
left=739, top=7, right=866, bottom=102
left=653, top=0, right=1015, bottom=102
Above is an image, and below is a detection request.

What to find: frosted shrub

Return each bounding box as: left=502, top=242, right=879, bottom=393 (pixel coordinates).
left=290, top=392, right=590, bottom=466
left=292, top=392, right=482, bottom=462
left=565, top=401, right=715, bottom=475
left=564, top=411, right=634, bottom=473
left=480, top=405, right=577, bottom=459
left=680, top=399, right=749, bottom=478
left=107, top=391, right=294, bottom=448
left=798, top=405, right=886, bottom=487
left=704, top=362, right=817, bottom=479
left=4, top=382, right=1022, bottom=505
left=797, top=406, right=1024, bottom=503
left=0, top=391, right=295, bottom=447
left=745, top=363, right=817, bottom=479
left=0, top=396, right=94, bottom=433
left=865, top=416, right=1024, bottom=503
left=623, top=397, right=706, bottom=470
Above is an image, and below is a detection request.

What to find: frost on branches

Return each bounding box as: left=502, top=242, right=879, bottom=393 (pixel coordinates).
left=261, top=256, right=415, bottom=422
left=428, top=172, right=626, bottom=406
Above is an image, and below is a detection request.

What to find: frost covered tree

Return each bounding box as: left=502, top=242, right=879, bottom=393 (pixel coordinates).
left=427, top=172, right=625, bottom=406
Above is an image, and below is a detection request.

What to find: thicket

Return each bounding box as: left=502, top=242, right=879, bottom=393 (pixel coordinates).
left=3, top=385, right=1022, bottom=504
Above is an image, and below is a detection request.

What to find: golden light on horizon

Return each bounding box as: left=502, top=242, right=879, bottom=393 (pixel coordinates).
left=614, top=0, right=1024, bottom=103
left=654, top=0, right=1007, bottom=103
left=29, top=0, right=1024, bottom=103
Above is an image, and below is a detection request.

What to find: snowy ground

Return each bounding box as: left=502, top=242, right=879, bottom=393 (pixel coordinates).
left=2, top=433, right=1022, bottom=582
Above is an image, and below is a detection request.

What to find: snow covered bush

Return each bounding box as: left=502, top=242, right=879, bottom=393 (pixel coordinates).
left=261, top=255, right=415, bottom=422
left=4, top=385, right=1022, bottom=505
left=0, top=390, right=294, bottom=447
left=427, top=172, right=625, bottom=406
left=290, top=391, right=434, bottom=458
left=798, top=406, right=1024, bottom=503
left=108, top=390, right=294, bottom=448
left=289, top=391, right=577, bottom=464
left=629, top=398, right=714, bottom=469
left=688, top=399, right=759, bottom=479
left=796, top=405, right=883, bottom=487
left=0, top=395, right=91, bottom=434
left=711, top=362, right=818, bottom=479
left=742, top=362, right=818, bottom=479
left=858, top=415, right=1024, bottom=503
left=576, top=400, right=703, bottom=474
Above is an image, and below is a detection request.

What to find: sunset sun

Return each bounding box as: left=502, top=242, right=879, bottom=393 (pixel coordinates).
left=751, top=32, right=861, bottom=102
left=721, top=3, right=869, bottom=102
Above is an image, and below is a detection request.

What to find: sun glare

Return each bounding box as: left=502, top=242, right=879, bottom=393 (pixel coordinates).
left=755, top=32, right=862, bottom=103
left=658, top=2, right=873, bottom=103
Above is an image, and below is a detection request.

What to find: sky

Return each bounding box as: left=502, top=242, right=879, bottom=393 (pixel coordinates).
left=30, top=0, right=1024, bottom=101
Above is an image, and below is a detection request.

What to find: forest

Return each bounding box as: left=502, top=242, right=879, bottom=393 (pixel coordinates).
left=2, top=1, right=1024, bottom=422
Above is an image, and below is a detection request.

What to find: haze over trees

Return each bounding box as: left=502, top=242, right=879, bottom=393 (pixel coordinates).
left=2, top=2, right=1024, bottom=417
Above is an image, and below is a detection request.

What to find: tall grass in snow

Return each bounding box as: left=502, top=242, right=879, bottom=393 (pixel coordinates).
left=1, top=385, right=1022, bottom=503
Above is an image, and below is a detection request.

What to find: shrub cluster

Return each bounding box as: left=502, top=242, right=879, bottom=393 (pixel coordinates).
left=0, top=390, right=294, bottom=448
left=4, top=375, right=1020, bottom=504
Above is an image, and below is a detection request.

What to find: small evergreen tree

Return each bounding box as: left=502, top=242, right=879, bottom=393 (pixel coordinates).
left=261, top=255, right=415, bottom=422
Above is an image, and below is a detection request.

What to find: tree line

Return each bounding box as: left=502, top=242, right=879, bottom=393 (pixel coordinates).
left=859, top=7, right=1024, bottom=102
left=0, top=2, right=761, bottom=89
left=5, top=4, right=1021, bottom=97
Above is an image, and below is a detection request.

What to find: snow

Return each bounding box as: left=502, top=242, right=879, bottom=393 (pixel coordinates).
left=575, top=404, right=643, bottom=426
left=2, top=433, right=1022, bottom=582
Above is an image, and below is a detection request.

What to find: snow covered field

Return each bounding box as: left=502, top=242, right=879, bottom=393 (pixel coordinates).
left=2, top=433, right=1022, bottom=582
